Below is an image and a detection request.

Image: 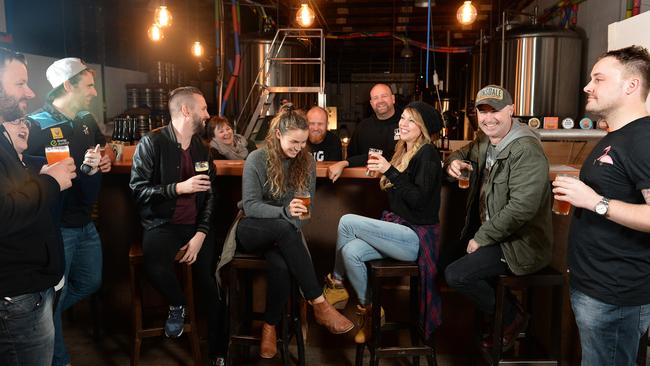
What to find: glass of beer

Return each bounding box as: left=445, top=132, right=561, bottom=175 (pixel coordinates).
left=552, top=173, right=575, bottom=215
left=458, top=160, right=472, bottom=189
left=366, top=148, right=383, bottom=178
left=194, top=161, right=210, bottom=175
left=45, top=145, right=70, bottom=165
left=294, top=190, right=311, bottom=220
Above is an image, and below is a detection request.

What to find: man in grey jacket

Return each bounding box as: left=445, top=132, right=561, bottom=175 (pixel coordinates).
left=444, top=85, right=552, bottom=352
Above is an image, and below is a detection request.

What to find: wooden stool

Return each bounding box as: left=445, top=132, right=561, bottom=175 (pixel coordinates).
left=355, top=259, right=437, bottom=366
left=482, top=266, right=564, bottom=366
left=225, top=252, right=305, bottom=366
left=128, top=242, right=202, bottom=366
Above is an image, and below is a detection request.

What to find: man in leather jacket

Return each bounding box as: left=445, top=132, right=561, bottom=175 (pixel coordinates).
left=129, top=86, right=226, bottom=364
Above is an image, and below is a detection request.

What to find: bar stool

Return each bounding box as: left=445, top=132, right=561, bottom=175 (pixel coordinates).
left=482, top=266, right=564, bottom=366
left=128, top=241, right=202, bottom=366
left=225, top=252, right=305, bottom=366
left=355, top=259, right=437, bottom=366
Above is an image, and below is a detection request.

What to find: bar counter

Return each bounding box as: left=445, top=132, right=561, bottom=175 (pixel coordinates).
left=97, top=157, right=580, bottom=363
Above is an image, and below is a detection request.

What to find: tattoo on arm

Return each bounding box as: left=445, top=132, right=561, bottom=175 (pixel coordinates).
left=643, top=188, right=650, bottom=205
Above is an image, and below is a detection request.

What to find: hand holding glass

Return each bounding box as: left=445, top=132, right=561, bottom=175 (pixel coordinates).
left=294, top=190, right=311, bottom=220
left=552, top=173, right=576, bottom=215
left=366, top=148, right=383, bottom=178
left=458, top=160, right=472, bottom=189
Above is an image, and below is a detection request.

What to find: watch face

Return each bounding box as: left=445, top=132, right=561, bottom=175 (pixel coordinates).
left=595, top=202, right=607, bottom=215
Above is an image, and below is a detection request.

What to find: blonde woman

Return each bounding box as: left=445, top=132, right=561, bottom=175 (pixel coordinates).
left=217, top=108, right=353, bottom=359
left=324, top=102, right=443, bottom=343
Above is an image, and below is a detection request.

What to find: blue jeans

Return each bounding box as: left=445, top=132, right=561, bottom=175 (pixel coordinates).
left=53, top=223, right=103, bottom=366
left=333, top=214, right=419, bottom=305
left=571, top=286, right=650, bottom=366
left=0, top=288, right=55, bottom=366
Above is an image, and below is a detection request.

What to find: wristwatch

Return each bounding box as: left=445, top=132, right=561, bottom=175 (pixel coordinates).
left=595, top=197, right=609, bottom=216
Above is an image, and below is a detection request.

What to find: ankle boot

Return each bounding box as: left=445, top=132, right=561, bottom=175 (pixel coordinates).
left=323, top=273, right=349, bottom=309
left=354, top=304, right=385, bottom=344
left=259, top=323, right=277, bottom=359
left=312, top=299, right=354, bottom=334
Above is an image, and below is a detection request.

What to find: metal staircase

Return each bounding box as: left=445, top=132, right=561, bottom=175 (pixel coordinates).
left=236, top=28, right=326, bottom=140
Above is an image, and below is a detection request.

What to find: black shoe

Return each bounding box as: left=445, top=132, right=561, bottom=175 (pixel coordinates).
left=480, top=311, right=529, bottom=352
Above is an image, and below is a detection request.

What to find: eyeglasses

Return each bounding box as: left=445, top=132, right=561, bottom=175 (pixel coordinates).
left=4, top=118, right=31, bottom=128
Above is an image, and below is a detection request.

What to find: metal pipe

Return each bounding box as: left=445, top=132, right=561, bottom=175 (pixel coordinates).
left=445, top=30, right=450, bottom=92
left=538, top=129, right=606, bottom=141
left=500, top=11, right=505, bottom=86
left=478, top=28, right=483, bottom=89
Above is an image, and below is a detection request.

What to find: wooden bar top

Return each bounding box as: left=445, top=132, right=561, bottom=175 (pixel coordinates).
left=111, top=157, right=579, bottom=180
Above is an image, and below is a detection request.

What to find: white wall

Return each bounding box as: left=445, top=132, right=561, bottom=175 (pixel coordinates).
left=24, top=53, right=147, bottom=135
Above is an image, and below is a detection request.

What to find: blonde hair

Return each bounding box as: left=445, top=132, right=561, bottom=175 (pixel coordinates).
left=379, top=107, right=431, bottom=190
left=264, top=108, right=313, bottom=198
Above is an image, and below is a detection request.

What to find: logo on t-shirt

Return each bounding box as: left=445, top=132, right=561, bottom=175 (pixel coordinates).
left=50, top=127, right=63, bottom=139
left=595, top=145, right=614, bottom=166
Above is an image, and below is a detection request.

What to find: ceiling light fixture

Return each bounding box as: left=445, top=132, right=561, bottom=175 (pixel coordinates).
left=456, top=1, right=478, bottom=25
left=148, top=23, right=164, bottom=41
left=296, top=3, right=316, bottom=28
left=154, top=5, right=173, bottom=28
left=191, top=41, right=204, bottom=57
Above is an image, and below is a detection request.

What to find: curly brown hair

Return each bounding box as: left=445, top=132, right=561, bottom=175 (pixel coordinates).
left=380, top=107, right=431, bottom=190
left=265, top=108, right=313, bottom=198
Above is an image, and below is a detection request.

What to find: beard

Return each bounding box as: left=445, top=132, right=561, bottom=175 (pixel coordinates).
left=0, top=89, right=27, bottom=122
left=191, top=112, right=206, bottom=134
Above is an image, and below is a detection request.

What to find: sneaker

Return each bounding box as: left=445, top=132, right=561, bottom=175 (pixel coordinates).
left=323, top=273, right=349, bottom=310
left=164, top=305, right=186, bottom=338
left=210, top=357, right=225, bottom=366
left=354, top=304, right=385, bottom=344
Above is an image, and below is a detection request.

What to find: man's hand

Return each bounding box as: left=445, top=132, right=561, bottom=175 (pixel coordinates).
left=328, top=161, right=349, bottom=182
left=552, top=175, right=601, bottom=211
left=288, top=198, right=308, bottom=218
left=98, top=154, right=112, bottom=173
left=367, top=154, right=391, bottom=174
left=42, top=157, right=77, bottom=191
left=447, top=159, right=472, bottom=179
left=466, top=239, right=480, bottom=254
left=176, top=174, right=211, bottom=195
left=179, top=232, right=206, bottom=264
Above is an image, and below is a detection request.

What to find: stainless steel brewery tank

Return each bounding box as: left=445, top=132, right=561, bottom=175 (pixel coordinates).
left=235, top=37, right=312, bottom=119
left=503, top=26, right=582, bottom=119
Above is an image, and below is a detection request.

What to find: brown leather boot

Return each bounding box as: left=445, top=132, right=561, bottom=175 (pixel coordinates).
left=259, top=322, right=277, bottom=359
left=312, top=299, right=354, bottom=334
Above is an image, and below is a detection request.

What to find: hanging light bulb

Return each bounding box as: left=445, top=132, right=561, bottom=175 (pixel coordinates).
left=296, top=3, right=315, bottom=27
left=191, top=41, right=204, bottom=57
left=154, top=5, right=173, bottom=28
left=148, top=23, right=164, bottom=42
left=456, top=1, right=478, bottom=25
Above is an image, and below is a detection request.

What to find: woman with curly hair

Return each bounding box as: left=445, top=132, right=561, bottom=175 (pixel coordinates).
left=217, top=108, right=353, bottom=359
left=323, top=102, right=444, bottom=344
left=204, top=116, right=257, bottom=160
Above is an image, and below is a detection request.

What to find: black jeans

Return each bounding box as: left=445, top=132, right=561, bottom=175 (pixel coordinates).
left=236, top=217, right=321, bottom=325
left=142, top=224, right=227, bottom=357
left=444, top=244, right=518, bottom=324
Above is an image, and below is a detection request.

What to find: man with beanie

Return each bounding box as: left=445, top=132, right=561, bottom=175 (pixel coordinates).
left=26, top=57, right=111, bottom=366
left=0, top=48, right=77, bottom=365
left=444, top=85, right=552, bottom=352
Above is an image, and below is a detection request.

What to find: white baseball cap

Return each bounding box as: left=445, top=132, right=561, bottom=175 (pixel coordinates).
left=46, top=57, right=88, bottom=89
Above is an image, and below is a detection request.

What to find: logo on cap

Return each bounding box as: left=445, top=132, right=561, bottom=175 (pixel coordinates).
left=477, top=86, right=503, bottom=102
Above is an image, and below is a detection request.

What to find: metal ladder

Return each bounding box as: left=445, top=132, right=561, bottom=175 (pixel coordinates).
left=237, top=28, right=326, bottom=140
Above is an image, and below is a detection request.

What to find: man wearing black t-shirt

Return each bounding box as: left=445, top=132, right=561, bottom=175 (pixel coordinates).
left=306, top=106, right=342, bottom=161
left=328, top=83, right=401, bottom=181
left=553, top=45, right=650, bottom=366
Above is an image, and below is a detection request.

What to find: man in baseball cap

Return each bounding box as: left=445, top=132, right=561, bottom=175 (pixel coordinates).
left=25, top=57, right=111, bottom=366
left=444, top=84, right=552, bottom=352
